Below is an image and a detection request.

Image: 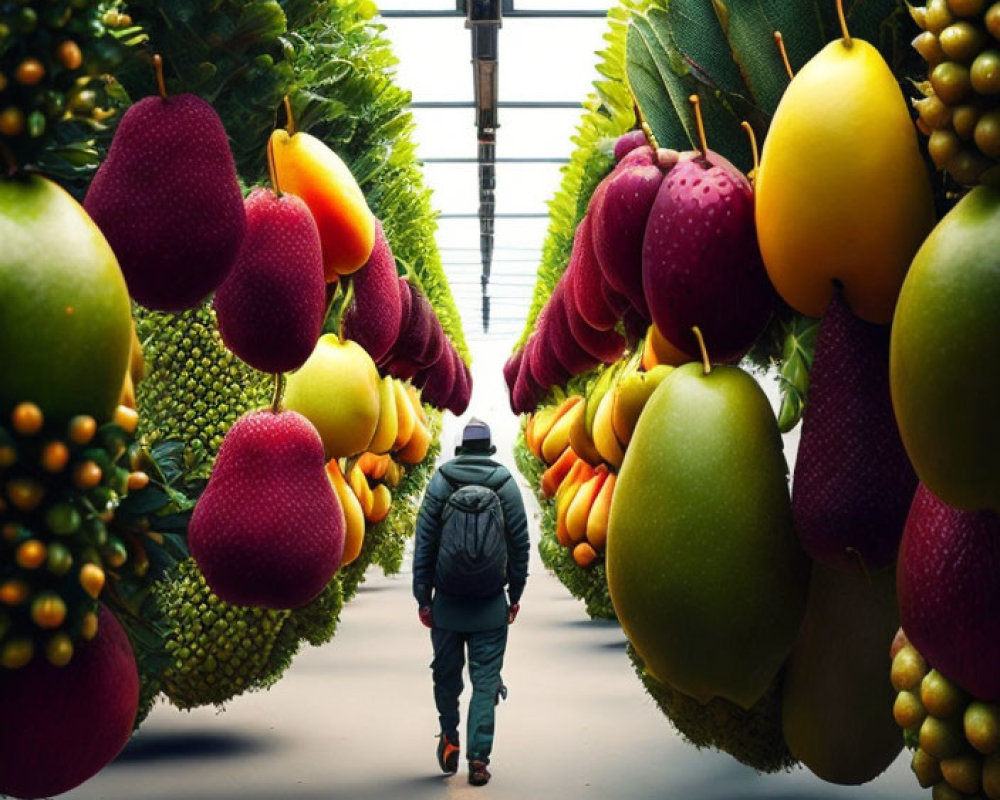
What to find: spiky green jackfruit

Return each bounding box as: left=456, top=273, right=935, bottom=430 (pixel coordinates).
left=156, top=559, right=289, bottom=710
left=135, top=303, right=269, bottom=479
left=627, top=644, right=796, bottom=773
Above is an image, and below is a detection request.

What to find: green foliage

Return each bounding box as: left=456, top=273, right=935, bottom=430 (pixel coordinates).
left=514, top=0, right=647, bottom=350
left=776, top=315, right=819, bottom=433
left=0, top=0, right=141, bottom=181
left=627, top=643, right=796, bottom=773
left=513, top=422, right=616, bottom=621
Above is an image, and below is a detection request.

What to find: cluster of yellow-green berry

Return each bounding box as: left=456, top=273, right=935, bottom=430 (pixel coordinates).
left=0, top=400, right=149, bottom=668
left=0, top=0, right=133, bottom=157
left=156, top=559, right=290, bottom=710
left=893, top=638, right=1000, bottom=799
left=912, top=0, right=1000, bottom=185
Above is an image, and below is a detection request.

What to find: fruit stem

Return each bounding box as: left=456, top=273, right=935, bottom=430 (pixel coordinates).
left=283, top=95, right=296, bottom=136
left=741, top=121, right=759, bottom=181
left=336, top=279, right=356, bottom=344
left=266, top=135, right=282, bottom=198
left=629, top=89, right=660, bottom=150
left=270, top=372, right=285, bottom=414
left=688, top=95, right=708, bottom=161
left=152, top=54, right=168, bottom=100
left=691, top=326, right=712, bottom=375
left=836, top=0, right=852, bottom=47
left=322, top=281, right=340, bottom=333
left=773, top=31, right=794, bottom=80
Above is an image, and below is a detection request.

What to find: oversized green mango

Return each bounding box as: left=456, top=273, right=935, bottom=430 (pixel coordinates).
left=0, top=176, right=132, bottom=423
left=782, top=563, right=902, bottom=785
left=607, top=363, right=809, bottom=709
left=890, top=185, right=1000, bottom=513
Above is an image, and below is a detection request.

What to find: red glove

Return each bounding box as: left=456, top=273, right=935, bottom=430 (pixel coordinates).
left=508, top=603, right=520, bottom=624
left=418, top=606, right=433, bottom=629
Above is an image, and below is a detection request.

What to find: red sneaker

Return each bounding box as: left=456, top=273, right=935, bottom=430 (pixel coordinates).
left=468, top=760, right=491, bottom=786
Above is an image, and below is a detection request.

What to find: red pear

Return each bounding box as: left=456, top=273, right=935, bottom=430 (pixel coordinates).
left=343, top=221, right=402, bottom=363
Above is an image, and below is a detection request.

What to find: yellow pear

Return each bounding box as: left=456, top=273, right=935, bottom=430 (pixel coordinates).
left=368, top=376, right=398, bottom=455
left=284, top=334, right=381, bottom=459
left=755, top=25, right=935, bottom=324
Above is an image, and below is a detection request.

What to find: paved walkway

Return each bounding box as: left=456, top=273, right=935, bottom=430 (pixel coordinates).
left=67, top=339, right=917, bottom=800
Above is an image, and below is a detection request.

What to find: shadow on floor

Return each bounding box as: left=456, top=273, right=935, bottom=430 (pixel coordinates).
left=111, top=730, right=274, bottom=765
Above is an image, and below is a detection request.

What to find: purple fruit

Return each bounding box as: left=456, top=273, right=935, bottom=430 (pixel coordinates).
left=526, top=309, right=571, bottom=390
left=792, top=292, right=917, bottom=570
left=563, top=276, right=626, bottom=363
left=214, top=189, right=326, bottom=374
left=189, top=410, right=344, bottom=609
left=512, top=345, right=543, bottom=413
left=614, top=130, right=649, bottom=162
left=377, top=277, right=413, bottom=367
left=447, top=357, right=473, bottom=416
left=898, top=485, right=1000, bottom=700
left=388, top=283, right=433, bottom=369
left=417, top=345, right=457, bottom=408
left=418, top=316, right=447, bottom=371
left=504, top=349, right=523, bottom=396
left=343, top=221, right=402, bottom=363
left=568, top=213, right=627, bottom=331
left=85, top=94, right=245, bottom=312
left=547, top=284, right=600, bottom=376
left=591, top=146, right=665, bottom=319
left=642, top=150, right=775, bottom=363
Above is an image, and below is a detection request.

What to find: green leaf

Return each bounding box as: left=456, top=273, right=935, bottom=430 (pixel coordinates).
left=776, top=314, right=820, bottom=433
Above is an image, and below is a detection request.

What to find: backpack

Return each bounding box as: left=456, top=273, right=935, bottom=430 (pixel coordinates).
left=433, top=483, right=507, bottom=597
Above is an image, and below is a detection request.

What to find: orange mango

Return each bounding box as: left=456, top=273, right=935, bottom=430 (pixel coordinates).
left=586, top=473, right=615, bottom=551
left=357, top=452, right=391, bottom=481
left=555, top=461, right=594, bottom=547
left=530, top=397, right=581, bottom=461
left=384, top=458, right=404, bottom=488
left=541, top=447, right=579, bottom=498
left=269, top=128, right=375, bottom=279
left=367, top=483, right=392, bottom=524
left=348, top=464, right=374, bottom=518
left=326, top=460, right=365, bottom=566
left=541, top=397, right=584, bottom=465
left=405, top=384, right=428, bottom=424
left=573, top=541, right=599, bottom=568
left=566, top=466, right=609, bottom=545
left=397, top=420, right=431, bottom=464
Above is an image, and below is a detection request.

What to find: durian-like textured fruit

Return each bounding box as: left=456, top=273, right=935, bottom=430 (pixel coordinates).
left=189, top=411, right=345, bottom=609
left=0, top=606, right=138, bottom=800
left=782, top=563, right=902, bottom=785
left=643, top=151, right=775, bottom=362
left=911, top=0, right=1000, bottom=184
left=343, top=221, right=402, bottom=363
left=0, top=175, right=132, bottom=423
left=792, top=292, right=916, bottom=570
left=890, top=185, right=1000, bottom=513
left=85, top=89, right=245, bottom=312
left=755, top=34, right=936, bottom=323
left=135, top=302, right=270, bottom=474
left=214, top=188, right=326, bottom=374
left=898, top=483, right=1000, bottom=700
left=156, top=559, right=290, bottom=709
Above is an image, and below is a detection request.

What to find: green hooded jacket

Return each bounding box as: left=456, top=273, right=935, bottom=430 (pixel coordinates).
left=412, top=453, right=530, bottom=632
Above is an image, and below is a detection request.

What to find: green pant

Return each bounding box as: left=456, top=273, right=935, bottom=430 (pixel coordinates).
left=430, top=625, right=508, bottom=764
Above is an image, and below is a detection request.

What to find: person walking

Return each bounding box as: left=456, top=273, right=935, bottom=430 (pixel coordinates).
left=412, top=418, right=530, bottom=787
